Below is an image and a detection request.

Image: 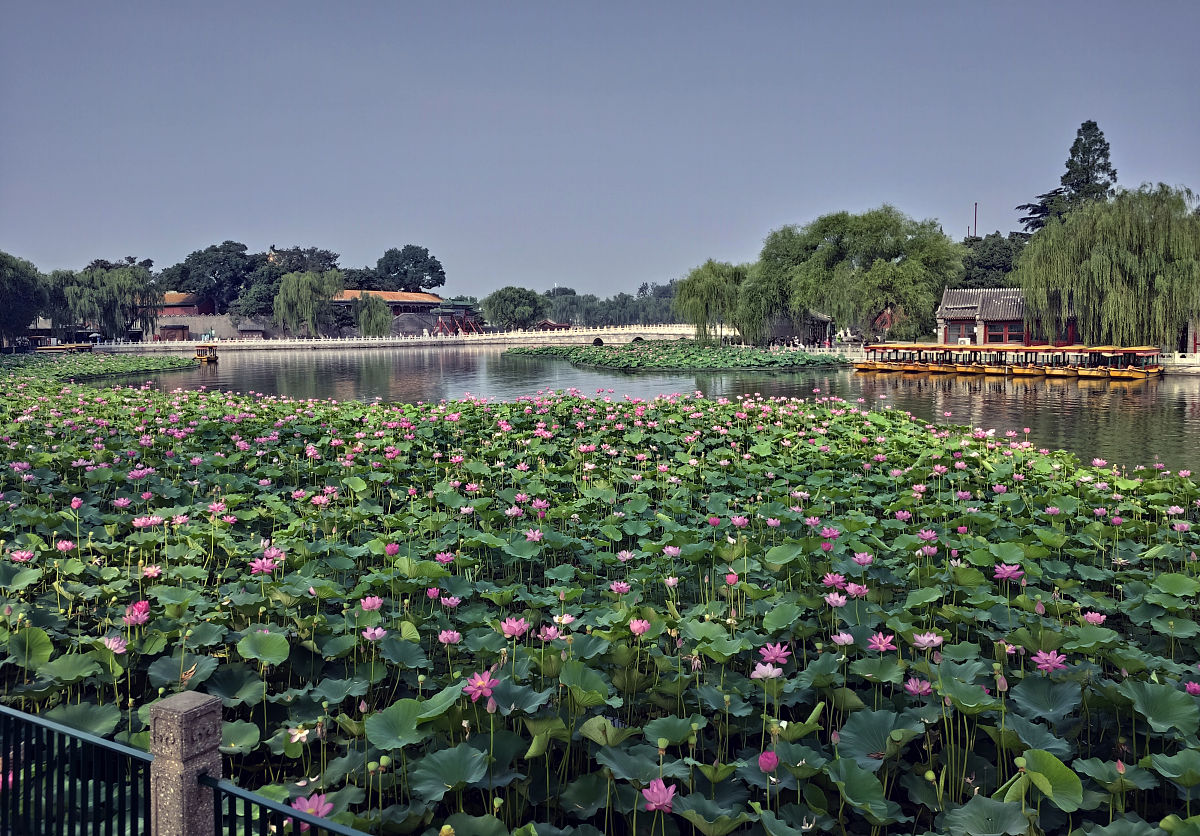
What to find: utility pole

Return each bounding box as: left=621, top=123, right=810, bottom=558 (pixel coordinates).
left=974, top=202, right=978, bottom=238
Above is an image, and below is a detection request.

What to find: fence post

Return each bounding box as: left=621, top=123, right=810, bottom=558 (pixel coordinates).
left=150, top=692, right=223, bottom=836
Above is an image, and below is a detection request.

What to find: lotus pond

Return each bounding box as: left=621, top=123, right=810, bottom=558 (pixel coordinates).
left=507, top=342, right=846, bottom=372
left=3, top=355, right=1200, bottom=836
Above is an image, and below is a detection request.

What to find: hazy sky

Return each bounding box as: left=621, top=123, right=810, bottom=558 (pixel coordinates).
left=3, top=2, right=1198, bottom=297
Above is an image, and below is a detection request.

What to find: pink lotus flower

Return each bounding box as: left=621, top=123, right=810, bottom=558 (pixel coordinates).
left=1032, top=649, right=1068, bottom=674
left=103, top=635, right=127, bottom=654
left=123, top=600, right=151, bottom=626
left=724, top=572, right=739, bottom=586
left=911, top=632, right=944, bottom=651
left=824, top=592, right=847, bottom=608
left=758, top=750, right=780, bottom=773
left=464, top=669, right=499, bottom=702
left=525, top=528, right=543, bottom=542
left=610, top=581, right=631, bottom=595
left=759, top=643, right=791, bottom=664
left=56, top=540, right=75, bottom=553
left=289, top=792, right=333, bottom=831
left=384, top=542, right=400, bottom=556
left=641, top=778, right=676, bottom=813
left=9, top=550, right=33, bottom=563
left=845, top=583, right=869, bottom=599
left=1082, top=611, right=1107, bottom=625
left=361, top=627, right=386, bottom=642
left=438, top=630, right=461, bottom=645
left=500, top=617, right=529, bottom=639
left=629, top=619, right=651, bottom=637
left=663, top=545, right=681, bottom=558
left=730, top=516, right=749, bottom=528
left=822, top=573, right=847, bottom=589
left=830, top=632, right=855, bottom=646
left=750, top=662, right=783, bottom=680
left=867, top=632, right=896, bottom=653
left=142, top=565, right=161, bottom=579
left=993, top=563, right=1024, bottom=581
left=852, top=552, right=874, bottom=566
left=538, top=625, right=561, bottom=641
left=360, top=596, right=383, bottom=612
left=904, top=677, right=932, bottom=696
left=1187, top=682, right=1200, bottom=696
left=249, top=557, right=277, bottom=575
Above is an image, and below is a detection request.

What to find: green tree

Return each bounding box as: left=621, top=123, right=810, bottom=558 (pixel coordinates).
left=158, top=241, right=254, bottom=314
left=954, top=231, right=1026, bottom=289
left=375, top=245, right=445, bottom=292
left=46, top=262, right=164, bottom=339
left=352, top=292, right=393, bottom=336
left=1017, top=184, right=1200, bottom=347
left=787, top=207, right=963, bottom=339
left=480, top=286, right=548, bottom=329
left=1018, top=120, right=1117, bottom=232
left=232, top=245, right=340, bottom=321
left=273, top=270, right=344, bottom=337
left=673, top=260, right=744, bottom=342
left=0, top=252, right=47, bottom=346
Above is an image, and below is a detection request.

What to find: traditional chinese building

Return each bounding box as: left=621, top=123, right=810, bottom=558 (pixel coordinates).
left=935, top=288, right=1077, bottom=346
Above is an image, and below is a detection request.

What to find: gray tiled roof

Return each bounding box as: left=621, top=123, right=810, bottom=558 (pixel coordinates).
left=936, top=288, right=1024, bottom=321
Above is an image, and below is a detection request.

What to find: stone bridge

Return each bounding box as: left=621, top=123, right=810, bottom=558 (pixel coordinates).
left=96, top=324, right=699, bottom=353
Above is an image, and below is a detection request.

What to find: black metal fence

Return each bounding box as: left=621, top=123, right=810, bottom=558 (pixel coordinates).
left=201, top=774, right=369, bottom=836
left=0, top=704, right=152, bottom=836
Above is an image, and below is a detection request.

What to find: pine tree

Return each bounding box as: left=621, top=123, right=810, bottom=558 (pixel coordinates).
left=1017, top=121, right=1117, bottom=232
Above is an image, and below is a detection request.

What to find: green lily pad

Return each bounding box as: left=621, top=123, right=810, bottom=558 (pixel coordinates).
left=943, top=795, right=1029, bottom=836
left=219, top=720, right=261, bottom=754
left=237, top=631, right=290, bottom=666
left=410, top=743, right=488, bottom=803
left=43, top=702, right=120, bottom=737
left=364, top=698, right=430, bottom=750
left=9, top=627, right=53, bottom=670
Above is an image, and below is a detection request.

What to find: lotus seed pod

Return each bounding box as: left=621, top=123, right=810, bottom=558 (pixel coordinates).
left=924, top=770, right=936, bottom=782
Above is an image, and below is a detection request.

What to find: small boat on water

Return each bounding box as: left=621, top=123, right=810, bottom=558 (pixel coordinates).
left=859, top=343, right=1165, bottom=380
left=195, top=344, right=219, bottom=364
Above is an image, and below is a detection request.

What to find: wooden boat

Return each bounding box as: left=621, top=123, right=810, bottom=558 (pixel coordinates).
left=1076, top=367, right=1110, bottom=379
left=1108, top=367, right=1148, bottom=380
left=852, top=360, right=877, bottom=372
left=1044, top=366, right=1079, bottom=377
left=195, top=344, right=219, bottom=364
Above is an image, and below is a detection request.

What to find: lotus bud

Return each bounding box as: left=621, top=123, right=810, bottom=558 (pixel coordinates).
left=1014, top=757, right=1026, bottom=771
left=924, top=770, right=936, bottom=782
left=1116, top=759, right=1125, bottom=774
left=492, top=798, right=503, bottom=810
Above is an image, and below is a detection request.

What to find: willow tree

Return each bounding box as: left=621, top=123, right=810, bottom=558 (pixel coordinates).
left=352, top=291, right=393, bottom=336
left=273, top=270, right=344, bottom=337
left=673, top=260, right=744, bottom=342
left=43, top=263, right=163, bottom=339
left=788, top=207, right=963, bottom=339
left=1017, top=184, right=1200, bottom=347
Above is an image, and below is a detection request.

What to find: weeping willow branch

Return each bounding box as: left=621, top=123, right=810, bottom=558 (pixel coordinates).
left=1016, top=184, right=1200, bottom=346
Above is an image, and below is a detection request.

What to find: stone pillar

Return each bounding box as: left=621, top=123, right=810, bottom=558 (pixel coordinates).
left=150, top=691, right=223, bottom=836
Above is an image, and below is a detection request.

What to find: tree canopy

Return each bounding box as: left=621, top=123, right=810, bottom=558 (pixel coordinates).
left=783, top=207, right=963, bottom=340
left=480, top=286, right=548, bottom=329
left=1018, top=120, right=1117, bottom=232
left=352, top=292, right=393, bottom=337
left=158, top=241, right=256, bottom=314
left=953, top=232, right=1026, bottom=289
left=1017, top=184, right=1200, bottom=347
left=673, top=260, right=744, bottom=342
left=0, top=251, right=46, bottom=345
left=375, top=245, right=446, bottom=292
left=42, top=262, right=163, bottom=339
left=273, top=270, right=344, bottom=337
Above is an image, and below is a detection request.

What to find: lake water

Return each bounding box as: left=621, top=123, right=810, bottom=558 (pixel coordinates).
left=114, top=346, right=1200, bottom=471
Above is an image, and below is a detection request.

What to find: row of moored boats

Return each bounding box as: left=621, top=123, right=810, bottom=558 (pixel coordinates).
left=854, top=344, right=1164, bottom=379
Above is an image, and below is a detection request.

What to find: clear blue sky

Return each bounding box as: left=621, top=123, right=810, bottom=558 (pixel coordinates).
left=2, top=1, right=1197, bottom=297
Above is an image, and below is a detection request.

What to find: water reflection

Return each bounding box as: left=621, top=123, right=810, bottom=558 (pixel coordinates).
left=112, top=348, right=1200, bottom=470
